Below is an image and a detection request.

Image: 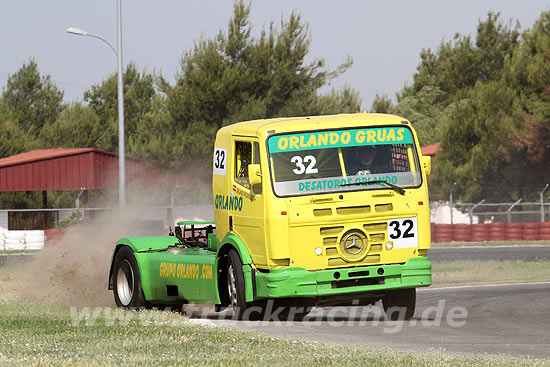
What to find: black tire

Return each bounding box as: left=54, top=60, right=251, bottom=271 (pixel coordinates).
left=112, top=246, right=147, bottom=309
left=382, top=288, right=416, bottom=321
left=226, top=249, right=268, bottom=320
left=226, top=250, right=314, bottom=321
left=227, top=249, right=249, bottom=320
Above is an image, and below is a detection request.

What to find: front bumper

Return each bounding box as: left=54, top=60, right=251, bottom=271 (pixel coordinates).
left=255, top=257, right=431, bottom=299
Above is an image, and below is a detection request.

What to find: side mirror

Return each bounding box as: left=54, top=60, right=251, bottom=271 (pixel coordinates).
left=421, top=156, right=431, bottom=176
left=248, top=164, right=262, bottom=185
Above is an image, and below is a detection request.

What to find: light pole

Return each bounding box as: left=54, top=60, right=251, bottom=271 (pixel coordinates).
left=541, top=184, right=549, bottom=222
left=449, top=182, right=457, bottom=224
left=66, top=0, right=126, bottom=208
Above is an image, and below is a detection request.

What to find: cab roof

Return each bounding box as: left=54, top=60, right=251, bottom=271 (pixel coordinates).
left=219, top=113, right=411, bottom=137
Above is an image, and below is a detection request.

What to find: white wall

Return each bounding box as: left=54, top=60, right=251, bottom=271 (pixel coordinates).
left=0, top=211, right=8, bottom=230
left=430, top=202, right=479, bottom=224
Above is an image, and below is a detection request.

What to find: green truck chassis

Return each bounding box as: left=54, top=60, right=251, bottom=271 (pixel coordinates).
left=108, top=222, right=431, bottom=320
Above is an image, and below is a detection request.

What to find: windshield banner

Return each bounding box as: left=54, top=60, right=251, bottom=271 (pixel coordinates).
left=268, top=127, right=413, bottom=153
left=273, top=172, right=420, bottom=196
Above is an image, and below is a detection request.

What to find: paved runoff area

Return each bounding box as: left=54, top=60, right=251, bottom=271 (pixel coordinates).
left=195, top=282, right=550, bottom=359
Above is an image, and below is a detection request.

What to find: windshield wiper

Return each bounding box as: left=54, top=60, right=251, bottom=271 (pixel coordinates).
left=341, top=180, right=406, bottom=195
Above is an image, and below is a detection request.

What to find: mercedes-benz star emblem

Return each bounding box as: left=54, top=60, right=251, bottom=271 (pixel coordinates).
left=343, top=233, right=364, bottom=255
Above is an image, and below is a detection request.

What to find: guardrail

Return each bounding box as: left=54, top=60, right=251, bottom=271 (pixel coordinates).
left=431, top=222, right=550, bottom=243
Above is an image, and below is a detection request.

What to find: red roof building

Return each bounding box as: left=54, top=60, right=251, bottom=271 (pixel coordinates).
left=421, top=142, right=441, bottom=158
left=0, top=149, right=214, bottom=230
left=0, top=148, right=187, bottom=192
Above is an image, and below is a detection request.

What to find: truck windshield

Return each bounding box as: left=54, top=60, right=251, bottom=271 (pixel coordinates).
left=267, top=126, right=422, bottom=197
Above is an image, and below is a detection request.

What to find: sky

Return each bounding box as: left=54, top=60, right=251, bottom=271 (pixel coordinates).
left=1, top=1, right=549, bottom=111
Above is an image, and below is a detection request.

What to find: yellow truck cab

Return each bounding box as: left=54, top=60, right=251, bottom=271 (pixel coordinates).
left=110, top=112, right=431, bottom=321
left=212, top=112, right=432, bottom=320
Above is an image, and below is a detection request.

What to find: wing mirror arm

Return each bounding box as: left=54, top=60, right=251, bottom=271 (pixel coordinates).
left=248, top=164, right=262, bottom=185
left=421, top=156, right=431, bottom=176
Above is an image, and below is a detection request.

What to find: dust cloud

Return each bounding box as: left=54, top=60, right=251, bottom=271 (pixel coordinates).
left=3, top=163, right=214, bottom=308
left=13, top=208, right=167, bottom=307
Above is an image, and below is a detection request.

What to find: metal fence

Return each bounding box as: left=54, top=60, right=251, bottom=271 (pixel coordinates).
left=431, top=201, right=550, bottom=224
left=0, top=205, right=214, bottom=231
left=2, top=200, right=549, bottom=230
left=434, top=183, right=550, bottom=224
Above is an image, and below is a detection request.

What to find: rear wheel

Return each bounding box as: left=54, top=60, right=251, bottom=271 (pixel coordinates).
left=113, top=246, right=146, bottom=309
left=382, top=288, right=416, bottom=321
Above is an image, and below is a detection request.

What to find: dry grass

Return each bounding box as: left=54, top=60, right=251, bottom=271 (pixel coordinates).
left=433, top=260, right=550, bottom=287
left=1, top=223, right=549, bottom=365
left=0, top=300, right=548, bottom=367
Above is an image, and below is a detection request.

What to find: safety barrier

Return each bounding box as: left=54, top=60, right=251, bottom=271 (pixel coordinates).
left=431, top=222, right=550, bottom=243
left=0, top=230, right=46, bottom=250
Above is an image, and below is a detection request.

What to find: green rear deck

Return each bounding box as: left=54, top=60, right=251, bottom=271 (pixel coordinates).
left=119, top=239, right=430, bottom=306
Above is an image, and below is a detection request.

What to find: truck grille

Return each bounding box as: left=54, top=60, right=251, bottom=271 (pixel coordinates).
left=320, top=221, right=388, bottom=267
left=287, top=200, right=401, bottom=269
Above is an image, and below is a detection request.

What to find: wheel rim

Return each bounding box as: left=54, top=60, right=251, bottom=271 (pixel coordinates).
left=227, top=263, right=238, bottom=308
left=116, top=259, right=134, bottom=306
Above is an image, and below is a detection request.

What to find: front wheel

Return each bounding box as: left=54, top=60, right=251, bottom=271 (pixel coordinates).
left=112, top=246, right=146, bottom=309
left=227, top=249, right=249, bottom=319
left=226, top=249, right=269, bottom=320
left=382, top=288, right=416, bottom=321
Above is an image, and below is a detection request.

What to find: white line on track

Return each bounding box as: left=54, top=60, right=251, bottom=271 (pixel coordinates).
left=420, top=281, right=550, bottom=291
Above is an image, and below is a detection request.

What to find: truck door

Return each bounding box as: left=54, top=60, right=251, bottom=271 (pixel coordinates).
left=231, top=138, right=267, bottom=266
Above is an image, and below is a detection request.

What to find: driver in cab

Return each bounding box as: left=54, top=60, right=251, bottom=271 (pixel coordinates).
left=350, top=146, right=379, bottom=175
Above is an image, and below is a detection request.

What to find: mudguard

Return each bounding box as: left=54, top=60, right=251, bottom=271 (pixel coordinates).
left=216, top=232, right=255, bottom=302
left=216, top=232, right=253, bottom=264
left=108, top=236, right=180, bottom=290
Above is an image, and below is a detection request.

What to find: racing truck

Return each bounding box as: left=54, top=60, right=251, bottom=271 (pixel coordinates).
left=108, top=112, right=432, bottom=320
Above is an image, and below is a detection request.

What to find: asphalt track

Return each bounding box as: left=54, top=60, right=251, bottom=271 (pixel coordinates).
left=429, top=245, right=550, bottom=262
left=3, top=246, right=550, bottom=358
left=193, top=282, right=550, bottom=359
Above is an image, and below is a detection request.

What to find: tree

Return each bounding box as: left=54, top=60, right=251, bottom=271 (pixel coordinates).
left=400, top=12, right=519, bottom=106
left=0, top=60, right=65, bottom=209
left=370, top=94, right=392, bottom=114
left=392, top=86, right=446, bottom=146
left=1, top=59, right=64, bottom=139
left=299, top=87, right=361, bottom=116
left=432, top=81, right=524, bottom=202
left=165, top=1, right=360, bottom=162
left=505, top=11, right=550, bottom=184
left=83, top=62, right=158, bottom=153
left=0, top=107, right=31, bottom=158
left=371, top=11, right=522, bottom=148
left=39, top=103, right=104, bottom=149
left=127, top=96, right=191, bottom=168
left=388, top=12, right=534, bottom=202
left=371, top=87, right=446, bottom=147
